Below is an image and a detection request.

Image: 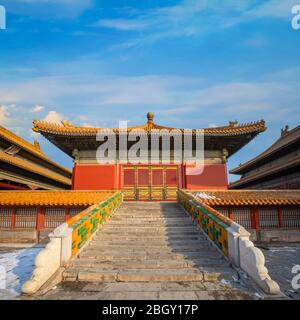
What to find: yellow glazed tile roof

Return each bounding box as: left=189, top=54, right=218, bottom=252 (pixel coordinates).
left=0, top=152, right=71, bottom=186
left=32, top=119, right=266, bottom=136
left=0, top=126, right=71, bottom=175
left=189, top=190, right=300, bottom=206
left=0, top=190, right=114, bottom=206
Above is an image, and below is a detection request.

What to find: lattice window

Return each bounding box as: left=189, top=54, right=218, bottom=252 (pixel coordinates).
left=0, top=207, right=12, bottom=228
left=15, top=207, right=37, bottom=228
left=258, top=207, right=279, bottom=229
left=233, top=207, right=252, bottom=229
left=215, top=207, right=229, bottom=218
left=282, top=207, right=300, bottom=228
left=69, top=207, right=86, bottom=218
left=44, top=207, right=66, bottom=229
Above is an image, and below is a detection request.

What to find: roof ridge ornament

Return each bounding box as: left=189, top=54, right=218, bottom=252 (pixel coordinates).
left=229, top=120, right=238, bottom=127
left=281, top=125, right=289, bottom=137
left=61, top=120, right=72, bottom=127
left=33, top=140, right=41, bottom=151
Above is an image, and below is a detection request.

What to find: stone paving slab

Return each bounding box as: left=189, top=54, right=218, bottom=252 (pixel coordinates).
left=26, top=281, right=256, bottom=300
left=261, top=245, right=300, bottom=300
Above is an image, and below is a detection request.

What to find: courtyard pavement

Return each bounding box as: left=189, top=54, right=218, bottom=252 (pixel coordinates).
left=261, top=244, right=300, bottom=300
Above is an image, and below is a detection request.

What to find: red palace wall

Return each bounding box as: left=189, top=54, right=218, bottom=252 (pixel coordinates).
left=72, top=164, right=118, bottom=190
left=183, top=164, right=228, bottom=190
left=72, top=163, right=228, bottom=190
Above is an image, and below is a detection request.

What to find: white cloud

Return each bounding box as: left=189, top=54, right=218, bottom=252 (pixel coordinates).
left=93, top=19, right=149, bottom=31
left=42, top=111, right=64, bottom=123
left=0, top=105, right=10, bottom=125
left=1, top=0, right=93, bottom=18
left=96, top=0, right=297, bottom=46
left=31, top=105, right=44, bottom=113
left=247, top=0, right=296, bottom=19
left=0, top=67, right=299, bottom=129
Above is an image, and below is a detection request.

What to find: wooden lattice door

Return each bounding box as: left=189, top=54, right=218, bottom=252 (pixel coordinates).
left=122, top=165, right=178, bottom=200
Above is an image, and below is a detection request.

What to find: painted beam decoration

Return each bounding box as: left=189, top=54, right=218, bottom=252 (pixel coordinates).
left=67, top=191, right=122, bottom=256
left=177, top=190, right=230, bottom=256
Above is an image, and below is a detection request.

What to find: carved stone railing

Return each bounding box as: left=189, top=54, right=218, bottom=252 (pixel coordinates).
left=177, top=190, right=280, bottom=295
left=22, top=191, right=123, bottom=295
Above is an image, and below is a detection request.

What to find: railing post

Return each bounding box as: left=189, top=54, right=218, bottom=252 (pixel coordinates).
left=11, top=207, right=16, bottom=229
left=278, top=207, right=283, bottom=228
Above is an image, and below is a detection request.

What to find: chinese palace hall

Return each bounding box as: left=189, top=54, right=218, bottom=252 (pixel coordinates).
left=33, top=113, right=266, bottom=201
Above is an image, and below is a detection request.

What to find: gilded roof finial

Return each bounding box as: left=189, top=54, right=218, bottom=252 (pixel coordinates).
left=147, top=112, right=154, bottom=124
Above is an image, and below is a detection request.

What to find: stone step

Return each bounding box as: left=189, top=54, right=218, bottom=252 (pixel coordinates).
left=110, top=219, right=188, bottom=222
left=63, top=268, right=205, bottom=282
left=79, top=250, right=219, bottom=260
left=113, top=214, right=187, bottom=219
left=89, top=241, right=212, bottom=249
left=98, top=229, right=201, bottom=236
left=119, top=210, right=182, bottom=212
left=103, top=226, right=198, bottom=231
left=86, top=244, right=213, bottom=253
left=94, top=235, right=206, bottom=241
left=105, top=224, right=195, bottom=229
left=71, top=258, right=229, bottom=269
left=110, top=217, right=190, bottom=221
left=63, top=267, right=235, bottom=282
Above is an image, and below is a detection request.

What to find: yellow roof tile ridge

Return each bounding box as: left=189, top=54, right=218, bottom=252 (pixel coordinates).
left=33, top=119, right=266, bottom=135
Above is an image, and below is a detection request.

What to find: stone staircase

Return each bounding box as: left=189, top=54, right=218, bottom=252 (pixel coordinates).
left=63, top=202, right=237, bottom=283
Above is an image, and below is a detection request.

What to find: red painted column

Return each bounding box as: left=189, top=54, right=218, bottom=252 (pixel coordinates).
left=181, top=164, right=186, bottom=189
left=65, top=208, right=70, bottom=222
left=252, top=207, right=260, bottom=231
left=228, top=207, right=234, bottom=221
left=278, top=207, right=283, bottom=228
left=36, top=206, right=45, bottom=231
left=11, top=207, right=16, bottom=229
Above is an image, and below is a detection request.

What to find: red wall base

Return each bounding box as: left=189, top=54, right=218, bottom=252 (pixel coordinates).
left=72, top=163, right=228, bottom=190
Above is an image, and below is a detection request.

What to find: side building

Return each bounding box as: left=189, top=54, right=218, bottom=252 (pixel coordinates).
left=230, top=125, right=300, bottom=189
left=0, top=126, right=72, bottom=190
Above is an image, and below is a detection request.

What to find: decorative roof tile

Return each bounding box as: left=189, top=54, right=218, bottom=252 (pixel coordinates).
left=0, top=191, right=113, bottom=206
left=32, top=118, right=266, bottom=137
left=188, top=190, right=300, bottom=206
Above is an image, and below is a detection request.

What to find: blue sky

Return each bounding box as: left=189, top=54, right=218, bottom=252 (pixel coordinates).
left=0, top=0, right=299, bottom=181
